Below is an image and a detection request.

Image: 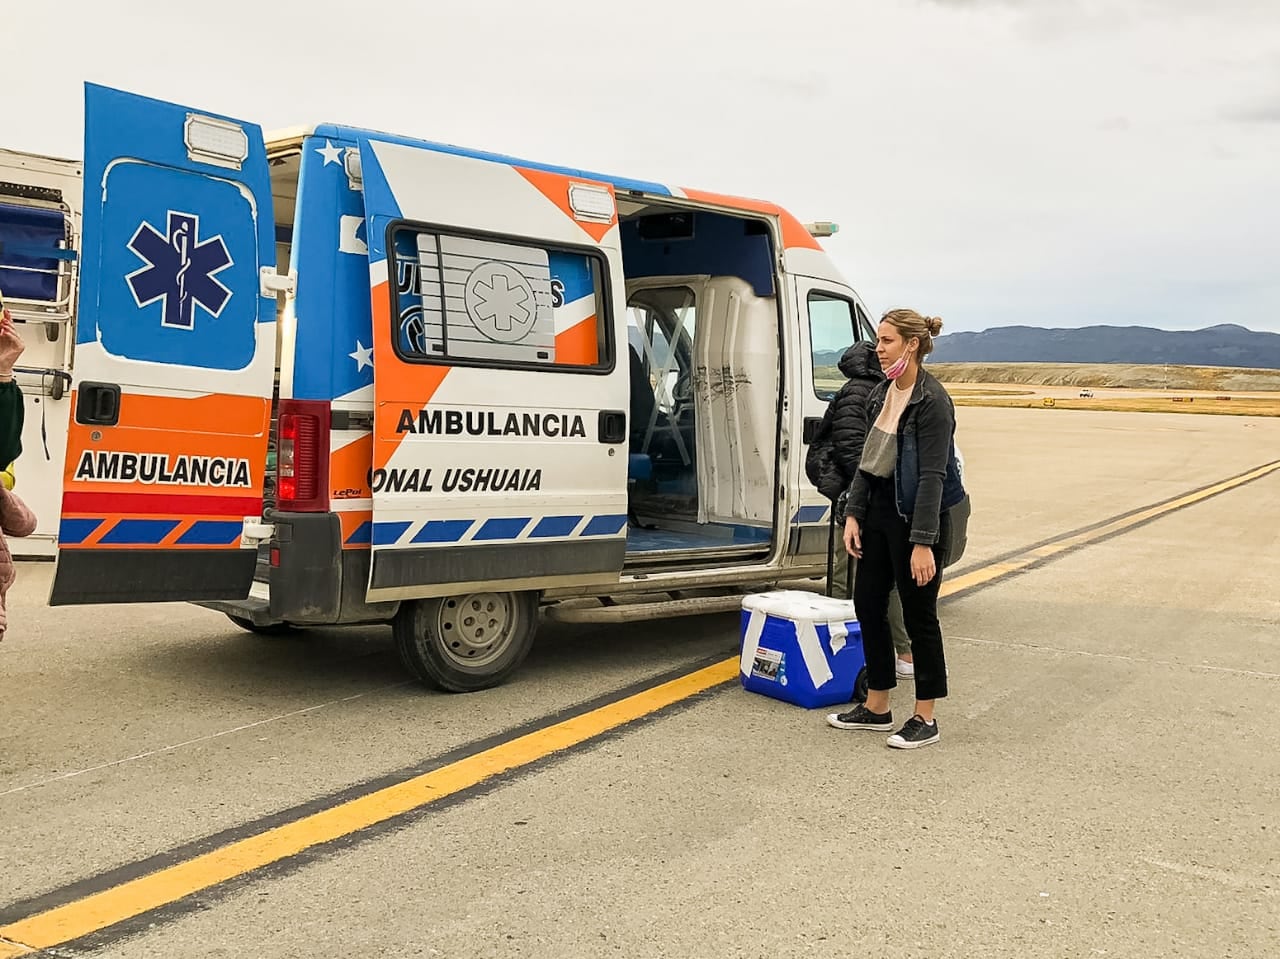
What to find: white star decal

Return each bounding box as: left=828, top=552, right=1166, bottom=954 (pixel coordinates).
left=349, top=340, right=374, bottom=372
left=317, top=139, right=344, bottom=167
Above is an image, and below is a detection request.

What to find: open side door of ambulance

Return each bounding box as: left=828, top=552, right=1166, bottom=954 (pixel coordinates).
left=356, top=137, right=631, bottom=602
left=49, top=84, right=276, bottom=605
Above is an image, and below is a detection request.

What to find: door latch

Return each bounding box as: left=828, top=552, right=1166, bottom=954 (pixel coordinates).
left=598, top=410, right=627, bottom=444
left=75, top=381, right=121, bottom=426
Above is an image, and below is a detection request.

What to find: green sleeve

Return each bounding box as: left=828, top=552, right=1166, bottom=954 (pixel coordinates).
left=0, top=380, right=24, bottom=467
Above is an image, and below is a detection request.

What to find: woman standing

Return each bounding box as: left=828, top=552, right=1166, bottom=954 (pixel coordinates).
left=826, top=309, right=965, bottom=749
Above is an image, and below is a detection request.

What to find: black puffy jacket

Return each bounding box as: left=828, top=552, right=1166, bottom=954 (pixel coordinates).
left=804, top=341, right=885, bottom=502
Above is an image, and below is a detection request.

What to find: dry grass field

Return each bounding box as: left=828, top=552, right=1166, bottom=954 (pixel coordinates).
left=929, top=362, right=1280, bottom=392
left=948, top=390, right=1280, bottom=417
left=813, top=363, right=1280, bottom=417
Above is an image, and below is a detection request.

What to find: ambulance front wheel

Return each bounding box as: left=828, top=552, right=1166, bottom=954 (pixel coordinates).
left=394, top=590, right=538, bottom=693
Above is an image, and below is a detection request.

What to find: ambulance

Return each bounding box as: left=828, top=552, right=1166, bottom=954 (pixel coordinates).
left=47, top=82, right=967, bottom=692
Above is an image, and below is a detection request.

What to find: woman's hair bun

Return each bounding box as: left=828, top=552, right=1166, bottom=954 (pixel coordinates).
left=925, top=316, right=943, bottom=337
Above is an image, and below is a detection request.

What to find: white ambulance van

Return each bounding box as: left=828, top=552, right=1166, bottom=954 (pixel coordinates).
left=48, top=83, right=966, bottom=692
left=0, top=147, right=80, bottom=559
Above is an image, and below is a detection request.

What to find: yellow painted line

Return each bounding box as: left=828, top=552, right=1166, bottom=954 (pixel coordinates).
left=0, top=938, right=33, bottom=959
left=2, top=458, right=1277, bottom=955
left=938, top=561, right=1024, bottom=596
left=0, top=659, right=737, bottom=953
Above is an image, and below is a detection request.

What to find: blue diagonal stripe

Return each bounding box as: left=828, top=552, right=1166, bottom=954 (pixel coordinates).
left=530, top=515, right=583, bottom=538
left=59, top=518, right=103, bottom=545
left=176, top=521, right=243, bottom=546
left=792, top=505, right=829, bottom=525
left=99, top=519, right=180, bottom=545
left=582, top=514, right=627, bottom=537
left=474, top=517, right=531, bottom=541
left=345, top=521, right=373, bottom=546
left=373, top=522, right=412, bottom=546
left=412, top=520, right=473, bottom=544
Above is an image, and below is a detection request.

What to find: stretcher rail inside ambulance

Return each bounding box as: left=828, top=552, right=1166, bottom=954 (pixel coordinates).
left=37, top=82, right=969, bottom=693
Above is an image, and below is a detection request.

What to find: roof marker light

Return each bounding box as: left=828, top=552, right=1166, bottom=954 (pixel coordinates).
left=805, top=221, right=840, bottom=238
left=184, top=114, right=249, bottom=171
left=568, top=183, right=615, bottom=224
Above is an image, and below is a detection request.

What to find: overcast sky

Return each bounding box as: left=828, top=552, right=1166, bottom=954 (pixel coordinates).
left=4, top=0, right=1278, bottom=333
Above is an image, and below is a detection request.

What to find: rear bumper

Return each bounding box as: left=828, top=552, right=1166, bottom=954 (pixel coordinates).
left=197, top=511, right=397, bottom=626
left=200, top=586, right=273, bottom=627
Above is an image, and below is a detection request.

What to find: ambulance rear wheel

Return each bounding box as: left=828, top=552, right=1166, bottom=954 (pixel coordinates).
left=394, top=590, right=538, bottom=693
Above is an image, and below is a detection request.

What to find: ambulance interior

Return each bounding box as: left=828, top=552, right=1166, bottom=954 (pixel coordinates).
left=265, top=148, right=781, bottom=567
left=616, top=201, right=781, bottom=568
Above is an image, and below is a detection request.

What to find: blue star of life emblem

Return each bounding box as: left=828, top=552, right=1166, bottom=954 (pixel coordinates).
left=126, top=211, right=233, bottom=331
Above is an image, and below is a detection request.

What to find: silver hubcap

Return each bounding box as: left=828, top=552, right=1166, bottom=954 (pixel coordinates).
left=435, top=592, right=516, bottom=669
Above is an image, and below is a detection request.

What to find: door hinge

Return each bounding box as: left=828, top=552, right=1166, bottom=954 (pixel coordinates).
left=260, top=267, right=296, bottom=299
left=331, top=409, right=374, bottom=431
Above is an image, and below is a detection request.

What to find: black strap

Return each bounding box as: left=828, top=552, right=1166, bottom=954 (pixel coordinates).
left=825, top=510, right=835, bottom=597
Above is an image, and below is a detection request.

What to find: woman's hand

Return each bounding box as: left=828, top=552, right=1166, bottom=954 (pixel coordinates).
left=843, top=516, right=862, bottom=558
left=0, top=311, right=24, bottom=378
left=910, top=544, right=937, bottom=586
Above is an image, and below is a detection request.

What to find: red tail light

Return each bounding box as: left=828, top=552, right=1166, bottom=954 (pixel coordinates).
left=275, top=399, right=330, bottom=512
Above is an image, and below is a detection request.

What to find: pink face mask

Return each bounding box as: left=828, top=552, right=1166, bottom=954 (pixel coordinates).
left=885, top=351, right=911, bottom=380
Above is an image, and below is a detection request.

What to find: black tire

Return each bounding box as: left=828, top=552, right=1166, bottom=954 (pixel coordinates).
left=394, top=590, right=538, bottom=693
left=225, top=613, right=295, bottom=637
left=852, top=666, right=869, bottom=704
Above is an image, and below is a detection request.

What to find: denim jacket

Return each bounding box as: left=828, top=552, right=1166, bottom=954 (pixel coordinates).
left=843, top=368, right=966, bottom=545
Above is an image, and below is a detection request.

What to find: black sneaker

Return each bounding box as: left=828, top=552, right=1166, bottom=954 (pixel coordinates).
left=887, top=715, right=940, bottom=749
left=826, top=703, right=894, bottom=731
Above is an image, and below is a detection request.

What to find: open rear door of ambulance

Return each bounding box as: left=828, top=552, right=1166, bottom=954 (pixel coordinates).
left=356, top=137, right=631, bottom=604
left=49, top=84, right=276, bottom=606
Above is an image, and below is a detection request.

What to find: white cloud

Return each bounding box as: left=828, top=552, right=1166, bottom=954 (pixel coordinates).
left=2, top=0, right=1277, bottom=332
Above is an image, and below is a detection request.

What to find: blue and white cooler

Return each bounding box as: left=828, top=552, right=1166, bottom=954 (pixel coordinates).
left=739, top=590, right=866, bottom=709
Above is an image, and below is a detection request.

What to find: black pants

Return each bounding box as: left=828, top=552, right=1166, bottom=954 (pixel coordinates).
left=854, top=478, right=951, bottom=701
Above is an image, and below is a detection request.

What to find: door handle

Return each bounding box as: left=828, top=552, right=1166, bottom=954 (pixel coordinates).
left=598, top=409, right=627, bottom=444
left=76, top=381, right=121, bottom=427
left=802, top=416, right=824, bottom=444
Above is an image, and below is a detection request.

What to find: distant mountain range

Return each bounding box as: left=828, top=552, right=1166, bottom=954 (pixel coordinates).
left=815, top=324, right=1280, bottom=370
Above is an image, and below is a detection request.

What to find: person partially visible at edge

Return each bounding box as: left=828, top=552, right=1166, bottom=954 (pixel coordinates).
left=0, top=469, right=36, bottom=643
left=826, top=309, right=966, bottom=750
left=804, top=341, right=914, bottom=678
left=0, top=305, right=31, bottom=645
left=0, top=305, right=25, bottom=467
